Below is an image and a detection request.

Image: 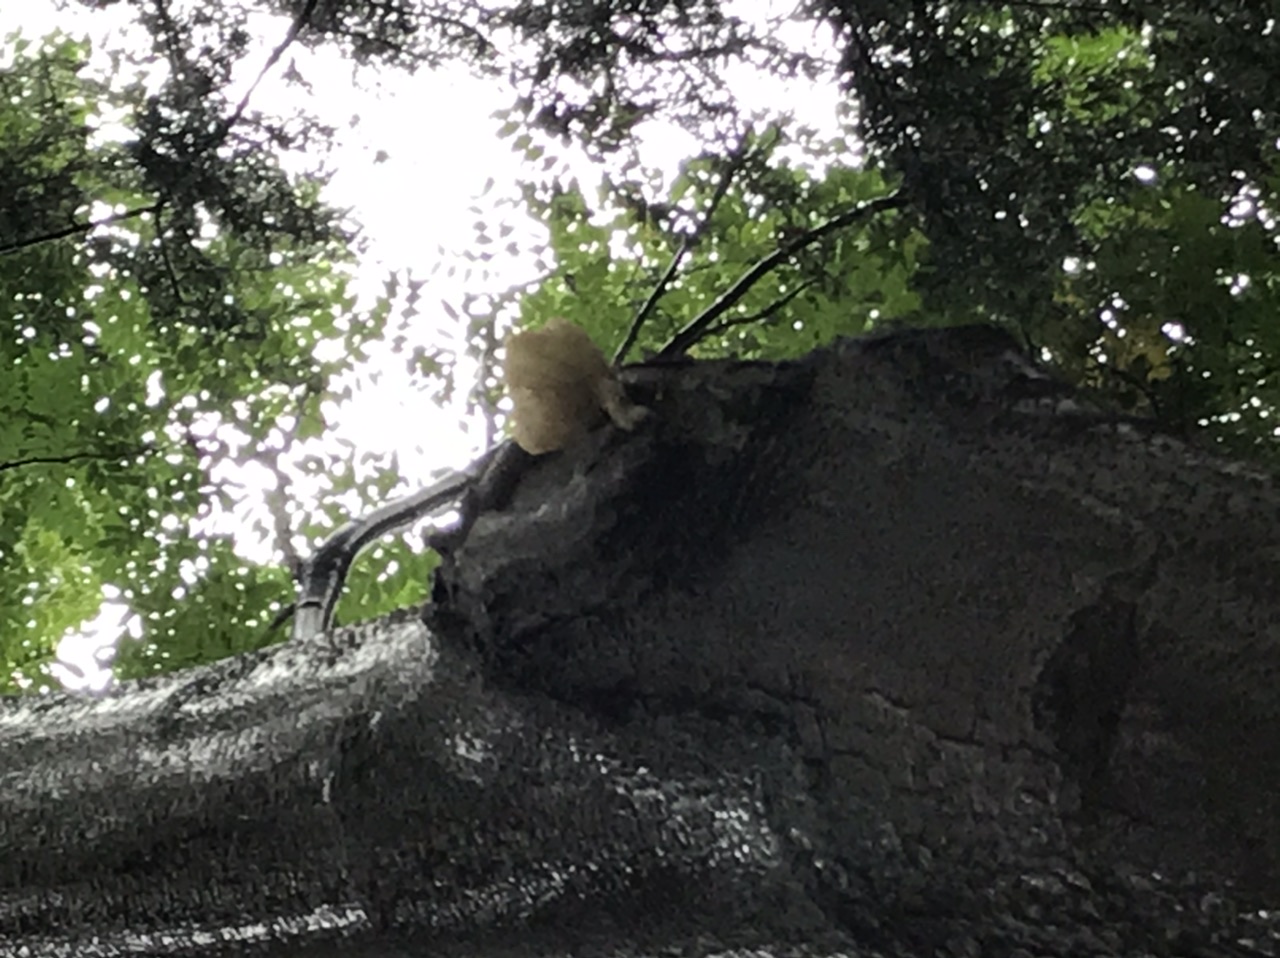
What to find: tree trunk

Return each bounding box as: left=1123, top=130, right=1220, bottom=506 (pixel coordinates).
left=3, top=326, right=1278, bottom=957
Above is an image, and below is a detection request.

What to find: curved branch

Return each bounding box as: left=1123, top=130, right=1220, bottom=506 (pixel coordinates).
left=289, top=443, right=511, bottom=640
left=699, top=279, right=816, bottom=339
left=613, top=127, right=762, bottom=365
left=658, top=192, right=909, bottom=358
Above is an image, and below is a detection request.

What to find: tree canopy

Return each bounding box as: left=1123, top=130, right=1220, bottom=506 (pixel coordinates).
left=0, top=33, right=394, bottom=690
left=3, top=0, right=1276, bottom=689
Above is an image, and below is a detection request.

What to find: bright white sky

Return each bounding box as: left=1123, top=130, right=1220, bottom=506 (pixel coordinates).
left=1, top=0, right=844, bottom=688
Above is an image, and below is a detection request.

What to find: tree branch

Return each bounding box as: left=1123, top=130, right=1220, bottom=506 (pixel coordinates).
left=0, top=203, right=164, bottom=256
left=0, top=447, right=153, bottom=474
left=658, top=192, right=910, bottom=358
left=699, top=279, right=816, bottom=339
left=0, top=3, right=313, bottom=262
left=613, top=128, right=765, bottom=365
left=227, top=0, right=320, bottom=128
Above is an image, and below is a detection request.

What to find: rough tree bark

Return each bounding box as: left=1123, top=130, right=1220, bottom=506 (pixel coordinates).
left=2, top=325, right=1278, bottom=957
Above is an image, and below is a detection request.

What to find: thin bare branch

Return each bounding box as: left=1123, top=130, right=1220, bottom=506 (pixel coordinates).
left=613, top=128, right=769, bottom=365
left=227, top=0, right=320, bottom=127
left=0, top=203, right=163, bottom=256
left=0, top=447, right=152, bottom=474
left=700, top=279, right=816, bottom=339
left=658, top=192, right=909, bottom=358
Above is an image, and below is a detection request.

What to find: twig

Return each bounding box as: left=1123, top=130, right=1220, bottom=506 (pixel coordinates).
left=227, top=0, right=320, bottom=128
left=0, top=203, right=163, bottom=256
left=291, top=444, right=505, bottom=639
left=156, top=206, right=186, bottom=304
left=658, top=192, right=909, bottom=358
left=149, top=0, right=190, bottom=85
left=613, top=128, right=765, bottom=365
left=700, top=279, right=816, bottom=339
left=0, top=447, right=153, bottom=473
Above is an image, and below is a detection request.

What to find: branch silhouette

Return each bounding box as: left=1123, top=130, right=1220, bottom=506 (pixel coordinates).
left=0, top=446, right=153, bottom=474
left=658, top=192, right=909, bottom=358
left=0, top=203, right=164, bottom=256
left=613, top=128, right=765, bottom=365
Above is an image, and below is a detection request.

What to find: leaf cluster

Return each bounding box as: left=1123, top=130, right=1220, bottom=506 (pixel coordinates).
left=0, top=34, right=391, bottom=690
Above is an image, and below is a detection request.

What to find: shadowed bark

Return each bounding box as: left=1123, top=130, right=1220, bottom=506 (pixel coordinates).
left=3, top=326, right=1278, bottom=956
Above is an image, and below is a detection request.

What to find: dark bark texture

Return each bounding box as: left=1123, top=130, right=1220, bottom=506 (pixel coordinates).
left=3, top=325, right=1279, bottom=956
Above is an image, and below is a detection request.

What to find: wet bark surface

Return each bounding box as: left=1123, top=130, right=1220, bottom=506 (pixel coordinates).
left=4, top=326, right=1279, bottom=956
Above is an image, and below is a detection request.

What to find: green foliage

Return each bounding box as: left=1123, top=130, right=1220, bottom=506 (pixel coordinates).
left=514, top=128, right=924, bottom=363
left=82, top=0, right=1276, bottom=453
left=478, top=4, right=1279, bottom=466
left=1048, top=172, right=1280, bottom=461
left=110, top=542, right=296, bottom=675
left=0, top=34, right=394, bottom=692
left=337, top=540, right=439, bottom=628
left=1010, top=13, right=1276, bottom=465
left=13, top=0, right=1273, bottom=689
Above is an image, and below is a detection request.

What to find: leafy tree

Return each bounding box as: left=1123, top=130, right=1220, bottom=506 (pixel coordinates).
left=508, top=3, right=1276, bottom=463
left=513, top=132, right=920, bottom=358
left=150, top=0, right=1270, bottom=462
left=0, top=33, right=400, bottom=691
left=19, top=0, right=1273, bottom=688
